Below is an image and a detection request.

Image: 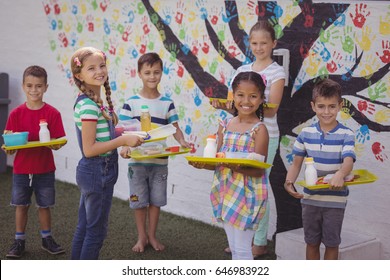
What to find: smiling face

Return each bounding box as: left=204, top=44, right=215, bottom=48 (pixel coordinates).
left=311, top=95, right=342, bottom=131
left=138, top=62, right=163, bottom=90
left=249, top=30, right=277, bottom=62
left=233, top=80, right=264, bottom=117
left=23, top=75, right=48, bottom=106
left=75, top=53, right=108, bottom=91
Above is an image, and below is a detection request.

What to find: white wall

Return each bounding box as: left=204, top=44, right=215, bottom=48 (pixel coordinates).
left=1, top=0, right=389, bottom=259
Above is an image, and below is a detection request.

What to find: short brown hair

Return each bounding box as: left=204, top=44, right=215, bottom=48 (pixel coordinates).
left=23, top=65, right=48, bottom=84
left=137, top=52, right=163, bottom=72
left=312, top=78, right=342, bottom=103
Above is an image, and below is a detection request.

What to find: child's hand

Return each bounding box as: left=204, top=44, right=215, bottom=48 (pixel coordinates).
left=210, top=99, right=234, bottom=111
left=122, top=134, right=144, bottom=147
left=1, top=146, right=16, bottom=155
left=120, top=146, right=131, bottom=159
left=48, top=144, right=64, bottom=150
left=329, top=171, right=346, bottom=190
left=178, top=139, right=191, bottom=149
left=284, top=181, right=304, bottom=199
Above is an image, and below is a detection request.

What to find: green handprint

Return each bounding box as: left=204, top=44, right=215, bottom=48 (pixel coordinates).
left=174, top=81, right=182, bottom=95
left=209, top=60, right=218, bottom=75
left=318, top=66, right=329, bottom=79
left=368, top=81, right=387, bottom=101
left=269, top=17, right=283, bottom=39
left=341, top=26, right=354, bottom=54
left=169, top=43, right=179, bottom=62
left=217, top=25, right=226, bottom=42
left=319, top=24, right=339, bottom=45
left=280, top=135, right=291, bottom=147
left=179, top=27, right=186, bottom=40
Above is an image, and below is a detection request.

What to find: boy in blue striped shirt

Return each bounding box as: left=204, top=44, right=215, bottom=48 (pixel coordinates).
left=284, top=78, right=356, bottom=260
left=119, top=53, right=190, bottom=253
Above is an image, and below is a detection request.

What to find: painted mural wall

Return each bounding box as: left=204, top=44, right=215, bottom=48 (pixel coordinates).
left=0, top=0, right=389, bottom=258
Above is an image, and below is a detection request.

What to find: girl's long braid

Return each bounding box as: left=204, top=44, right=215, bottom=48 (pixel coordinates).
left=103, top=77, right=118, bottom=126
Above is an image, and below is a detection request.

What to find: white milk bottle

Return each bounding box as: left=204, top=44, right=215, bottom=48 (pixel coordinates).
left=39, top=119, right=51, bottom=143
left=304, top=157, right=318, bottom=186
left=203, top=135, right=217, bottom=158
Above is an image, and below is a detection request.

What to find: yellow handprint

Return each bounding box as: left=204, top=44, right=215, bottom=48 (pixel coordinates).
left=379, top=14, right=390, bottom=35
left=354, top=143, right=365, bottom=157
left=360, top=54, right=380, bottom=78
left=355, top=26, right=376, bottom=51
left=305, top=53, right=321, bottom=77
left=374, top=109, right=390, bottom=123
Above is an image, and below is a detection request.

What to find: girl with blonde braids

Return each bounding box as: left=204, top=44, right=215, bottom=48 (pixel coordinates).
left=70, top=46, right=144, bottom=259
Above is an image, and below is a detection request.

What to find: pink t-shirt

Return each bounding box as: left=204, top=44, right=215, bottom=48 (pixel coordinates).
left=5, top=103, right=66, bottom=174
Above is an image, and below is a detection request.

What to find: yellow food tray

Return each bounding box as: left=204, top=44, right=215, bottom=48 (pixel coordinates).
left=145, top=136, right=167, bottom=143
left=2, top=137, right=67, bottom=151
left=209, top=98, right=278, bottom=108
left=296, top=169, right=377, bottom=190
left=185, top=156, right=272, bottom=169
left=131, top=148, right=191, bottom=159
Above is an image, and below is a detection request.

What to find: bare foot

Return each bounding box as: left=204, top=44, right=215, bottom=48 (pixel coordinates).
left=149, top=237, right=165, bottom=251
left=132, top=238, right=148, bottom=253
left=252, top=245, right=268, bottom=258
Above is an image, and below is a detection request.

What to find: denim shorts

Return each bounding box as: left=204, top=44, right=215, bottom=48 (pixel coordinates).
left=11, top=172, right=55, bottom=207
left=302, top=204, right=345, bottom=247
left=128, top=165, right=168, bottom=209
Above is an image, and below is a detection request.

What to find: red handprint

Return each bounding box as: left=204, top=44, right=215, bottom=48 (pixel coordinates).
left=54, top=4, right=61, bottom=15
left=100, top=1, right=108, bottom=12
left=376, top=40, right=390, bottom=64
left=202, top=41, right=210, bottom=54
left=175, top=0, right=185, bottom=24
left=256, top=3, right=266, bottom=17
left=372, top=142, right=388, bottom=162
left=58, top=33, right=68, bottom=47
left=326, top=52, right=343, bottom=73
left=357, top=100, right=375, bottom=115
left=43, top=4, right=51, bottom=15
left=302, top=3, right=314, bottom=28
left=349, top=3, right=370, bottom=28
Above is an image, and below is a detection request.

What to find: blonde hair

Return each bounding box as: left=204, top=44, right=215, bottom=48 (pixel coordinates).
left=71, top=46, right=118, bottom=125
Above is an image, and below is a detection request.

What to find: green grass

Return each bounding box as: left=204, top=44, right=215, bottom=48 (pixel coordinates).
left=0, top=167, right=276, bottom=260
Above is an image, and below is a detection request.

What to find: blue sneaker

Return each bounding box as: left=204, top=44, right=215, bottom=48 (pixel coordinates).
left=6, top=239, right=25, bottom=258
left=41, top=236, right=65, bottom=255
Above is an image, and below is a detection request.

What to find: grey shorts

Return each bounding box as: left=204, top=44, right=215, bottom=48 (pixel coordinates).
left=302, top=204, right=345, bottom=247
left=128, top=165, right=168, bottom=209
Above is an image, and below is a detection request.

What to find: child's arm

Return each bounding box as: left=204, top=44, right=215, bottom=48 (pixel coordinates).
left=263, top=79, right=285, bottom=118
left=81, top=121, right=144, bottom=157
left=329, top=156, right=354, bottom=189
left=284, top=155, right=304, bottom=199
left=172, top=122, right=191, bottom=148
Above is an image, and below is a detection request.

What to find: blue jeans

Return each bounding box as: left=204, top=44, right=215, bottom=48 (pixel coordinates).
left=71, top=152, right=118, bottom=260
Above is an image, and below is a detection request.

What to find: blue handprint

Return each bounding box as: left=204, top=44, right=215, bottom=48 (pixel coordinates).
left=313, top=42, right=331, bottom=62
left=163, top=62, right=174, bottom=75
left=356, top=125, right=370, bottom=143
left=222, top=1, right=237, bottom=23
left=185, top=118, right=193, bottom=135
left=266, top=2, right=283, bottom=18
left=286, top=152, right=294, bottom=164
left=330, top=4, right=346, bottom=27
left=193, top=88, right=202, bottom=107
left=71, top=5, right=78, bottom=15
left=103, top=18, right=111, bottom=35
